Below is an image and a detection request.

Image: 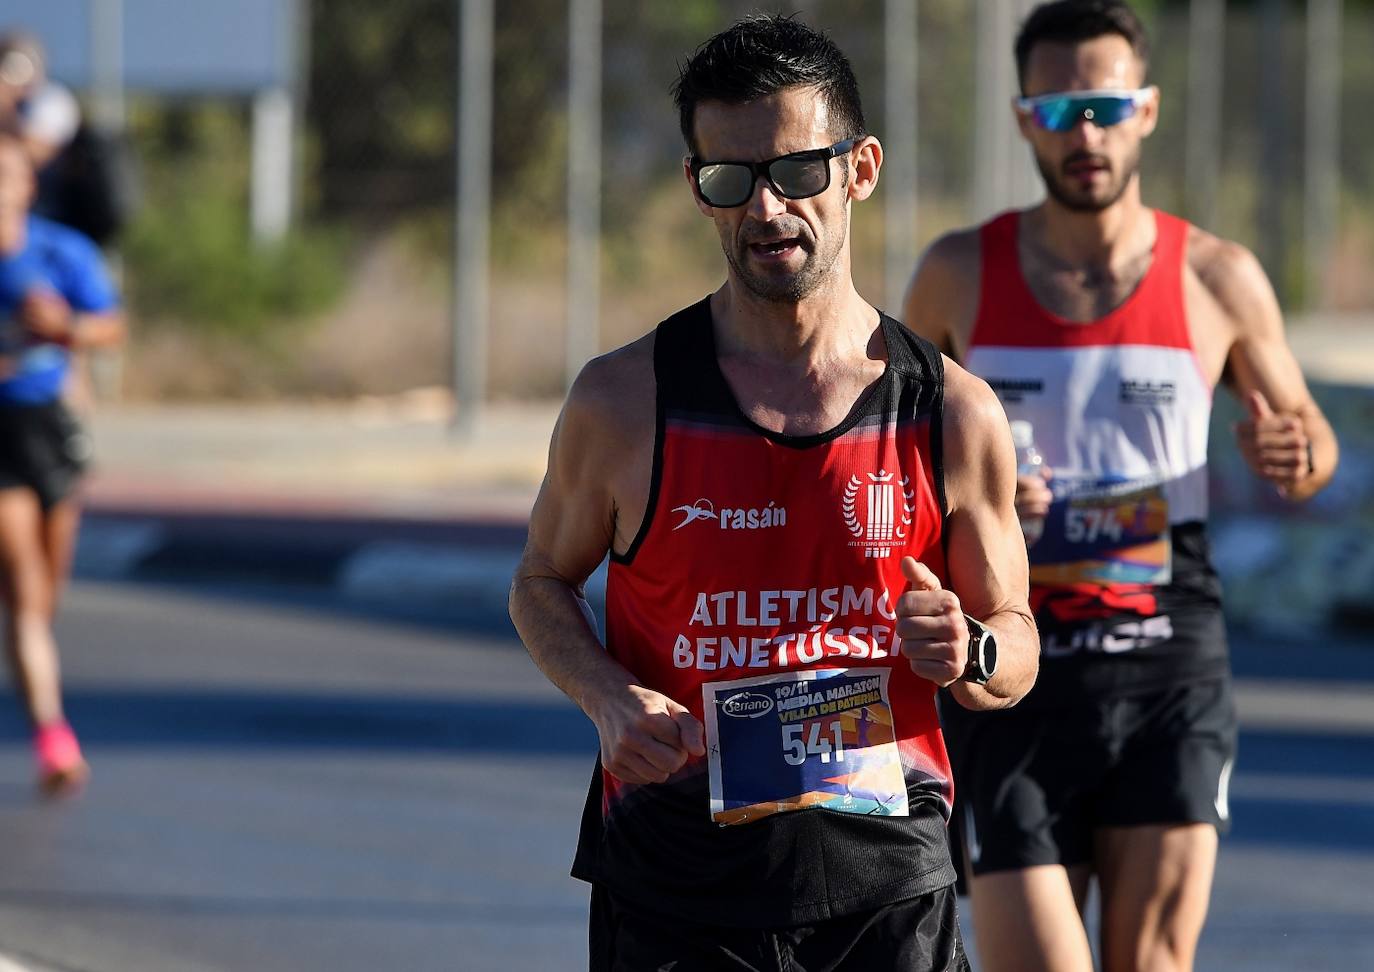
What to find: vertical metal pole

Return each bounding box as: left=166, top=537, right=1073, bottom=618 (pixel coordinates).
left=251, top=0, right=302, bottom=243
left=566, top=0, right=602, bottom=389
left=1305, top=0, right=1341, bottom=310
left=974, top=0, right=1039, bottom=222
left=250, top=88, right=293, bottom=242
left=288, top=0, right=310, bottom=230
left=1185, top=0, right=1224, bottom=231
left=884, top=0, right=918, bottom=317
left=1257, top=0, right=1286, bottom=302
left=972, top=2, right=1003, bottom=222
left=89, top=0, right=126, bottom=400
left=1007, top=0, right=1042, bottom=209
left=455, top=0, right=493, bottom=434
left=89, top=0, right=125, bottom=132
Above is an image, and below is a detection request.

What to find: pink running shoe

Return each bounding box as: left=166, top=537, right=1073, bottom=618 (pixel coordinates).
left=34, top=720, right=89, bottom=796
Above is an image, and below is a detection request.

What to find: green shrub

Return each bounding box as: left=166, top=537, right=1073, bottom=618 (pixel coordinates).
left=122, top=181, right=348, bottom=340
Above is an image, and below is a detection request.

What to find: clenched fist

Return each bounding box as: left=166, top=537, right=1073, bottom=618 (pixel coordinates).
left=896, top=556, right=968, bottom=687
left=1234, top=390, right=1311, bottom=497
left=589, top=684, right=705, bottom=785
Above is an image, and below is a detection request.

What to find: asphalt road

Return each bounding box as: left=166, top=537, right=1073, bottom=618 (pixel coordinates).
left=0, top=579, right=1368, bottom=971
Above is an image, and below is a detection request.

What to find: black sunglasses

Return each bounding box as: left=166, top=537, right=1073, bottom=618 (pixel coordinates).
left=690, top=138, right=858, bottom=208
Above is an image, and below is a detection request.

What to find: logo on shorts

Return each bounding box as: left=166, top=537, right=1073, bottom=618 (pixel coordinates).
left=671, top=498, right=786, bottom=531
left=843, top=470, right=914, bottom=559
left=1041, top=614, right=1174, bottom=658
left=720, top=692, right=774, bottom=719
left=1215, top=757, right=1233, bottom=822
left=963, top=801, right=982, bottom=865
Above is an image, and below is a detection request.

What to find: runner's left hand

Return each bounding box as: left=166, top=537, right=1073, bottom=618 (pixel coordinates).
left=1233, top=390, right=1310, bottom=496
left=896, top=556, right=968, bottom=687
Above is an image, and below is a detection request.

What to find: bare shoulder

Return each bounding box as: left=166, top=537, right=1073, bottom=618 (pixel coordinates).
left=550, top=331, right=659, bottom=554
left=524, top=330, right=658, bottom=575
left=940, top=354, right=1014, bottom=499
left=903, top=226, right=982, bottom=355
left=942, top=355, right=1008, bottom=442
left=1186, top=225, right=1280, bottom=335
left=919, top=226, right=982, bottom=281
left=561, top=331, right=656, bottom=446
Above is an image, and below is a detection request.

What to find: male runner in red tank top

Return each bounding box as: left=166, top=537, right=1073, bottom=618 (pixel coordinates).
left=511, top=15, right=1040, bottom=971
left=903, top=3, right=1338, bottom=972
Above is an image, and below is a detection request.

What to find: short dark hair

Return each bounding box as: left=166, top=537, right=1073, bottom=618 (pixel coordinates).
left=672, top=14, right=866, bottom=157
left=1014, top=0, right=1150, bottom=93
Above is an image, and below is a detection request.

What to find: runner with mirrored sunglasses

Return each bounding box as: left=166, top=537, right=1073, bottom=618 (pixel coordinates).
left=903, top=2, right=1338, bottom=971
left=1016, top=87, right=1153, bottom=132
left=691, top=138, right=856, bottom=208
left=512, top=13, right=1041, bottom=971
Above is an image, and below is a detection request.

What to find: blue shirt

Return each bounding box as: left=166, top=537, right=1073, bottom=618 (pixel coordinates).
left=0, top=216, right=119, bottom=404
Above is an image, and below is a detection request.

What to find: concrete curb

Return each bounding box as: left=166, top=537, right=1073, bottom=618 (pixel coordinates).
left=74, top=507, right=617, bottom=616
left=78, top=503, right=523, bottom=579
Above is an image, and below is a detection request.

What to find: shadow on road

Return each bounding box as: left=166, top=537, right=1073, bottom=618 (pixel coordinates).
left=0, top=887, right=588, bottom=924
left=0, top=689, right=599, bottom=756
left=76, top=574, right=527, bottom=644
left=1228, top=729, right=1374, bottom=853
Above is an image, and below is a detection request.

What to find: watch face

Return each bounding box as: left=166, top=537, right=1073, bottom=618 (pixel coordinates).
left=962, top=617, right=997, bottom=684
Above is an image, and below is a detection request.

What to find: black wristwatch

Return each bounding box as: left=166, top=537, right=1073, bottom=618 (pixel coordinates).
left=961, top=615, right=998, bottom=685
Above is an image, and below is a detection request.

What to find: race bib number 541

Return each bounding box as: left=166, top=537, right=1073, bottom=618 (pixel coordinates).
left=702, top=668, right=908, bottom=826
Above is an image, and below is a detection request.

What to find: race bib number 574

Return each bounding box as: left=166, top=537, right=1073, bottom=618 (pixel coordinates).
left=1030, top=477, right=1172, bottom=586
left=702, top=668, right=908, bottom=826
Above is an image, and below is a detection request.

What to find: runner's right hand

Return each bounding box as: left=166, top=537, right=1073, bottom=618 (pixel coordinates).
left=18, top=288, right=76, bottom=345
left=589, top=684, right=705, bottom=785
left=1015, top=464, right=1054, bottom=521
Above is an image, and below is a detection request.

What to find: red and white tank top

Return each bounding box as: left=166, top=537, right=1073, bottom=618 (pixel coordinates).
left=572, top=297, right=958, bottom=927
left=965, top=210, right=1226, bottom=693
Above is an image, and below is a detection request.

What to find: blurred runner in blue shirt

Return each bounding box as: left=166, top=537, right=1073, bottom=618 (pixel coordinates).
left=0, top=131, right=125, bottom=795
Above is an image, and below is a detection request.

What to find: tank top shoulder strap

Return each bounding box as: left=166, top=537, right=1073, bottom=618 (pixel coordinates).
left=882, top=313, right=944, bottom=410
left=1145, top=209, right=1190, bottom=306
left=653, top=297, right=738, bottom=418
left=969, top=209, right=1036, bottom=349
left=1126, top=210, right=1193, bottom=349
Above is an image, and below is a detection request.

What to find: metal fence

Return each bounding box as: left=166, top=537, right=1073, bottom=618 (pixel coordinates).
left=429, top=0, right=1362, bottom=412
left=19, top=0, right=1367, bottom=404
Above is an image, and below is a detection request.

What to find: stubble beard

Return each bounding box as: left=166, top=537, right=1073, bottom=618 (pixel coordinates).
left=1036, top=143, right=1141, bottom=213
left=724, top=218, right=847, bottom=304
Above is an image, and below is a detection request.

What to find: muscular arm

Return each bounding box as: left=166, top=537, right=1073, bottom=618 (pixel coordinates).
left=510, top=364, right=628, bottom=713
left=900, top=229, right=981, bottom=361
left=941, top=363, right=1039, bottom=709
left=1199, top=240, right=1338, bottom=501
left=896, top=361, right=1038, bottom=711
left=508, top=340, right=704, bottom=783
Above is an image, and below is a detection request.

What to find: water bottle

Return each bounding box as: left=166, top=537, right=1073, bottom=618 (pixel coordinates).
left=1010, top=420, right=1044, bottom=544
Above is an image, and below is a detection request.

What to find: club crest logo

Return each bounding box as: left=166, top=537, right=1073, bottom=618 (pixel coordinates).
left=842, top=470, right=915, bottom=558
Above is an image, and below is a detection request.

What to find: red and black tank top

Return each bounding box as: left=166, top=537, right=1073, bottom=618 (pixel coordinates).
left=965, top=209, right=1226, bottom=698
left=571, top=297, right=958, bottom=926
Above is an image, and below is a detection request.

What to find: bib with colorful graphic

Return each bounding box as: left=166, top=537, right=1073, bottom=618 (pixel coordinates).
left=704, top=667, right=907, bottom=825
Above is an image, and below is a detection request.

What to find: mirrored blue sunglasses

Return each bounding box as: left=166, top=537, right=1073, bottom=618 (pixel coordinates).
left=1016, top=88, right=1153, bottom=133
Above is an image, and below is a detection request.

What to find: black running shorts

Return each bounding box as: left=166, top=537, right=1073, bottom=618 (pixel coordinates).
left=945, top=676, right=1237, bottom=876
left=589, top=883, right=971, bottom=972
left=0, top=400, right=90, bottom=509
